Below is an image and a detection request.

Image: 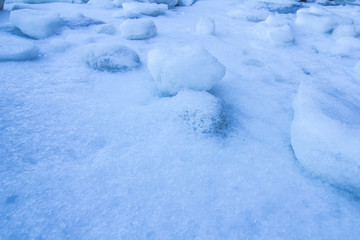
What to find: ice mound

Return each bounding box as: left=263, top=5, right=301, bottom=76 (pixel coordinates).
left=332, top=24, right=357, bottom=40
left=177, top=0, right=195, bottom=6
left=136, top=0, right=178, bottom=8
left=95, top=24, right=117, bottom=35
left=63, top=13, right=104, bottom=29
left=295, top=7, right=338, bottom=34
left=355, top=61, right=360, bottom=73
left=330, top=37, right=360, bottom=57
left=9, top=9, right=62, bottom=39
left=84, top=43, right=140, bottom=72
left=169, top=90, right=226, bottom=134
left=0, top=35, right=39, bottom=61
left=122, top=2, right=168, bottom=17
left=120, top=18, right=157, bottom=40
left=87, top=0, right=113, bottom=8
left=227, top=8, right=269, bottom=22
left=291, top=79, right=360, bottom=193
left=253, top=15, right=294, bottom=46
left=196, top=17, right=215, bottom=35
left=147, top=45, right=226, bottom=95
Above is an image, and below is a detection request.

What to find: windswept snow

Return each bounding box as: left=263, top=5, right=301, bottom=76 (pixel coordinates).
left=1, top=0, right=360, bottom=239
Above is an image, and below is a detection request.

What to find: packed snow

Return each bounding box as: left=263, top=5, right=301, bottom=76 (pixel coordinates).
left=1, top=0, right=360, bottom=239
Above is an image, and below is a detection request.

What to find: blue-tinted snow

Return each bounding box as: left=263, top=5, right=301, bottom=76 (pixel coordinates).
left=1, top=0, right=360, bottom=239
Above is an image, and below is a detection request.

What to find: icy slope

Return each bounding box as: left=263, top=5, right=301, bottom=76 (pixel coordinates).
left=1, top=0, right=360, bottom=239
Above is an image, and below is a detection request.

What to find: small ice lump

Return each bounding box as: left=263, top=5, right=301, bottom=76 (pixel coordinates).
left=120, top=19, right=157, bottom=40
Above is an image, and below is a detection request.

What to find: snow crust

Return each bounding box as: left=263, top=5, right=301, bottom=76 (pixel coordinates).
left=147, top=45, right=226, bottom=95
left=2, top=0, right=360, bottom=239
left=120, top=18, right=157, bottom=40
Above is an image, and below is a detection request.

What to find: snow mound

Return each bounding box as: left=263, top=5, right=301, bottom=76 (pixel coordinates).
left=147, top=45, right=226, bottom=95
left=135, top=0, right=178, bottom=8
left=122, top=2, right=168, bottom=17
left=227, top=8, right=269, bottom=22
left=120, top=18, right=157, bottom=40
left=253, top=15, right=294, bottom=46
left=330, top=37, right=360, bottom=57
left=332, top=24, right=357, bottom=40
left=87, top=0, right=113, bottom=8
left=0, top=35, right=39, bottom=61
left=84, top=43, right=140, bottom=72
left=196, top=17, right=215, bottom=35
left=291, top=79, right=360, bottom=193
left=170, top=90, right=226, bottom=134
left=355, top=61, right=360, bottom=73
left=9, top=9, right=62, bottom=39
left=295, top=7, right=338, bottom=34
left=95, top=24, right=117, bottom=35
left=177, top=0, right=195, bottom=6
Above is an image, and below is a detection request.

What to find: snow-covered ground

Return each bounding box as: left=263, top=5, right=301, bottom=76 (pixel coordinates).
left=1, top=0, right=360, bottom=239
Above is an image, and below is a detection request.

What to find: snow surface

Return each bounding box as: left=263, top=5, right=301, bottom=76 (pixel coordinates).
left=0, top=35, right=39, bottom=61
left=1, top=0, right=360, bottom=239
left=122, top=2, right=168, bottom=17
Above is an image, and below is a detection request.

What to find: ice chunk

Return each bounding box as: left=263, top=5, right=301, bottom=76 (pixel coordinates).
left=84, top=43, right=140, bottom=72
left=330, top=37, right=360, bottom=57
left=196, top=17, right=215, bottom=35
left=87, top=0, right=114, bottom=8
left=0, top=35, right=39, bottom=61
left=122, top=2, right=168, bottom=17
left=291, top=79, right=360, bottom=193
left=120, top=18, right=157, bottom=40
left=147, top=45, right=226, bottom=95
left=95, top=24, right=117, bottom=35
left=136, top=0, right=178, bottom=8
left=169, top=90, right=225, bottom=134
left=177, top=0, right=195, bottom=6
left=9, top=9, right=62, bottom=39
left=253, top=18, right=294, bottom=46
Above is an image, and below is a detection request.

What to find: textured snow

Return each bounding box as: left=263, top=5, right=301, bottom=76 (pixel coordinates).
left=120, top=18, right=157, bottom=40
left=147, top=45, right=226, bottom=95
left=196, top=17, right=215, bottom=35
left=9, top=9, right=62, bottom=39
left=1, top=0, right=360, bottom=239
left=84, top=43, right=140, bottom=72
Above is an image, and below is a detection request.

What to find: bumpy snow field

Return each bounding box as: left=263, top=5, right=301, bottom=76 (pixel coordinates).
left=1, top=0, right=360, bottom=239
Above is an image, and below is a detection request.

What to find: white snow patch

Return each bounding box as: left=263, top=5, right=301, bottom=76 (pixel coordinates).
left=9, top=9, right=62, bottom=39
left=120, top=18, right=157, bottom=40
left=147, top=45, right=226, bottom=95
left=95, top=24, right=117, bottom=35
left=84, top=43, right=140, bottom=72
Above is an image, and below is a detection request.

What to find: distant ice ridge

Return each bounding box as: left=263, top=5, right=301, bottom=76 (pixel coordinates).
left=84, top=43, right=140, bottom=72
left=291, top=77, right=360, bottom=194
left=0, top=35, right=39, bottom=61
left=147, top=45, right=226, bottom=95
left=9, top=9, right=62, bottom=39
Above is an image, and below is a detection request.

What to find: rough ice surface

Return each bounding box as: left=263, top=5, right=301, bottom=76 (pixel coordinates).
left=0, top=35, right=39, bottom=61
left=196, top=17, right=215, bottom=35
left=120, top=18, right=157, bottom=40
left=84, top=43, right=140, bottom=72
left=147, top=45, right=226, bottom=95
left=122, top=2, right=168, bottom=17
left=95, top=23, right=116, bottom=35
left=135, top=0, right=178, bottom=8
left=2, top=0, right=360, bottom=239
left=9, top=9, right=62, bottom=39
